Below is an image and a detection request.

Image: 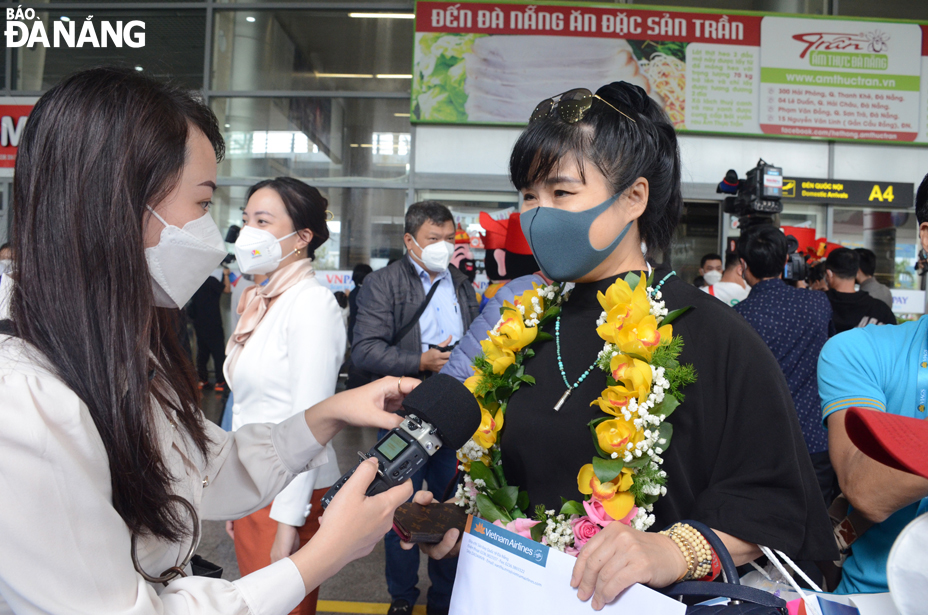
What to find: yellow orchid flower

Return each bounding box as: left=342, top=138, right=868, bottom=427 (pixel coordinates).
left=595, top=285, right=651, bottom=345
left=590, top=385, right=637, bottom=416
left=489, top=301, right=538, bottom=352
left=595, top=418, right=644, bottom=454
left=513, top=284, right=544, bottom=316
left=596, top=275, right=646, bottom=314
left=463, top=374, right=483, bottom=395
left=577, top=464, right=636, bottom=521
left=610, top=354, right=652, bottom=401
left=615, top=315, right=672, bottom=361
left=480, top=339, right=516, bottom=374
left=472, top=406, right=505, bottom=449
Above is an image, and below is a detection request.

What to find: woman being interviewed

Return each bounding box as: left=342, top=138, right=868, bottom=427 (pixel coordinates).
left=225, top=177, right=346, bottom=615
left=0, top=67, right=413, bottom=614
left=412, top=82, right=835, bottom=608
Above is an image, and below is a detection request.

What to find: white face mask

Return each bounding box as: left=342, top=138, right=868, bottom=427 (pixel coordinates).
left=233, top=225, right=298, bottom=275
left=0, top=260, right=11, bottom=275
left=145, top=208, right=228, bottom=309
left=703, top=270, right=723, bottom=286
left=411, top=237, right=454, bottom=273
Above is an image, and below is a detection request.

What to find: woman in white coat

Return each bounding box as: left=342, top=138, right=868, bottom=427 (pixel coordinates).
left=0, top=66, right=413, bottom=615
left=224, top=178, right=346, bottom=615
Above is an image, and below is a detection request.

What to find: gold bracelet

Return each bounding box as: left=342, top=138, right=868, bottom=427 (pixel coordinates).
left=660, top=523, right=713, bottom=581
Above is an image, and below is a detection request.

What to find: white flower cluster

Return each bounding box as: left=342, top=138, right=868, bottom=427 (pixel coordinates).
left=454, top=475, right=480, bottom=514
left=630, top=506, right=657, bottom=531
left=457, top=439, right=488, bottom=464
left=646, top=287, right=669, bottom=320
left=542, top=510, right=575, bottom=552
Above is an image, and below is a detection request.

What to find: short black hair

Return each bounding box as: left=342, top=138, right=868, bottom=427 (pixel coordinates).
left=917, top=173, right=928, bottom=225
left=826, top=247, right=860, bottom=280
left=724, top=250, right=740, bottom=270
left=509, top=81, right=682, bottom=256
left=736, top=225, right=787, bottom=279
left=701, top=253, right=723, bottom=267
left=809, top=261, right=827, bottom=283
left=854, top=248, right=877, bottom=277
left=246, top=177, right=330, bottom=260
left=405, top=201, right=453, bottom=238
left=352, top=263, right=373, bottom=286
left=333, top=291, right=348, bottom=309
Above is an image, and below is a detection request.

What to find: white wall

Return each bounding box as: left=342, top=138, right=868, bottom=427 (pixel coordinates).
left=414, top=125, right=928, bottom=188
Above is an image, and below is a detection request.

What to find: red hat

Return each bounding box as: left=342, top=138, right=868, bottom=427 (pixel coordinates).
left=454, top=222, right=471, bottom=245
left=845, top=407, right=928, bottom=479
left=479, top=212, right=532, bottom=255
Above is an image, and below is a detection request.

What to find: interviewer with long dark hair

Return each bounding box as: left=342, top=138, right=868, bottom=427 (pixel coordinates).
left=0, top=67, right=413, bottom=614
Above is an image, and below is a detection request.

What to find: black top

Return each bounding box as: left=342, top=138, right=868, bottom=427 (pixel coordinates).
left=500, top=265, right=837, bottom=560
left=187, top=276, right=225, bottom=335
left=826, top=289, right=896, bottom=333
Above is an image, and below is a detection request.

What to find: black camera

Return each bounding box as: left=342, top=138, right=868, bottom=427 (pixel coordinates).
left=321, top=374, right=480, bottom=509
left=718, top=159, right=784, bottom=218
left=783, top=234, right=808, bottom=283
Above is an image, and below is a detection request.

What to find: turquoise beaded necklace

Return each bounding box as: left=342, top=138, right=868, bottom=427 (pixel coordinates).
left=552, top=269, right=675, bottom=412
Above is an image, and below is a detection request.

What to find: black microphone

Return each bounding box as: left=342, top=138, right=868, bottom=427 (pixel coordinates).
left=321, top=374, right=481, bottom=509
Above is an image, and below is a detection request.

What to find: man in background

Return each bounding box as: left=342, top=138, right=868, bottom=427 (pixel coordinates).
left=825, top=248, right=896, bottom=333
left=347, top=262, right=373, bottom=345
left=352, top=201, right=479, bottom=615
left=701, top=250, right=750, bottom=307
left=855, top=247, right=894, bottom=309
left=734, top=225, right=836, bottom=505
left=695, top=252, right=723, bottom=288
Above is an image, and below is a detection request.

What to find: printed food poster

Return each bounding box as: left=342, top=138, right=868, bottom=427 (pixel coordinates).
left=411, top=1, right=928, bottom=145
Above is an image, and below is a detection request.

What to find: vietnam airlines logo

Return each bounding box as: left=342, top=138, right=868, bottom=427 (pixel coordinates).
left=474, top=522, right=486, bottom=535
left=251, top=249, right=262, bottom=257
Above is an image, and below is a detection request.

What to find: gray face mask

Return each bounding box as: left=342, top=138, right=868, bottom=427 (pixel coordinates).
left=520, top=193, right=633, bottom=282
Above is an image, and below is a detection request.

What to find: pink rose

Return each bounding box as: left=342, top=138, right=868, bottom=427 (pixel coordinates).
left=582, top=499, right=638, bottom=527
left=493, top=518, right=539, bottom=539
left=570, top=516, right=602, bottom=548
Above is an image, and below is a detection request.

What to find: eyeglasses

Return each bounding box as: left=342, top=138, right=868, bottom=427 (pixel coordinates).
left=529, top=88, right=637, bottom=125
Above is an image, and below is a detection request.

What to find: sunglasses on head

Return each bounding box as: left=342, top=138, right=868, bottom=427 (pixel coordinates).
left=529, top=88, right=637, bottom=125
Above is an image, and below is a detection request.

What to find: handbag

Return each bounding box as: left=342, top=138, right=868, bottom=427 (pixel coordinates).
left=659, top=520, right=788, bottom=615
left=346, top=279, right=443, bottom=389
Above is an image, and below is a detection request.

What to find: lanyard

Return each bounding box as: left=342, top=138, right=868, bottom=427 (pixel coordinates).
left=917, top=334, right=928, bottom=414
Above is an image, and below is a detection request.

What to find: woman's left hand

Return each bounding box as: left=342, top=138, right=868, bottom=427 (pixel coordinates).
left=304, top=376, right=420, bottom=445
left=571, top=522, right=687, bottom=611
left=270, top=523, right=301, bottom=563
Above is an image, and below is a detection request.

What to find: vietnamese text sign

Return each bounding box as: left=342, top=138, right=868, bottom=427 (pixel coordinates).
left=412, top=1, right=928, bottom=145
left=781, top=177, right=914, bottom=208
left=450, top=516, right=686, bottom=615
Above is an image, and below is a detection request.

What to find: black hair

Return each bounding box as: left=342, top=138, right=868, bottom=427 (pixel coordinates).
left=246, top=178, right=330, bottom=260
left=11, top=66, right=221, bottom=542
left=724, top=250, right=740, bottom=270
left=826, top=248, right=860, bottom=280
left=854, top=248, right=877, bottom=277
left=352, top=263, right=374, bottom=287
left=333, top=291, right=348, bottom=309
left=808, top=261, right=827, bottom=284
left=405, top=201, right=453, bottom=238
left=736, top=224, right=787, bottom=279
left=701, top=253, right=723, bottom=268
left=917, top=173, right=928, bottom=225
left=509, top=81, right=682, bottom=256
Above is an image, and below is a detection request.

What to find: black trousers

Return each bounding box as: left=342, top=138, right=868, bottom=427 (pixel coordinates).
left=195, top=327, right=226, bottom=384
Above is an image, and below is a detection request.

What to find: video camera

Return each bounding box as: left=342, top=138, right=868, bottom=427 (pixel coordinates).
left=717, top=159, right=784, bottom=219
left=783, top=235, right=808, bottom=284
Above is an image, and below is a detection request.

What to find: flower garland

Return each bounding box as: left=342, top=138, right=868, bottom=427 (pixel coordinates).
left=455, top=271, right=696, bottom=554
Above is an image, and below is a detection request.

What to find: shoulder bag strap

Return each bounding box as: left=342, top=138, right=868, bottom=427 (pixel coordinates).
left=393, top=279, right=442, bottom=345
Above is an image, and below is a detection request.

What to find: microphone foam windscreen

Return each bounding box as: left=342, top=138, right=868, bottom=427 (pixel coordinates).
left=401, top=374, right=482, bottom=450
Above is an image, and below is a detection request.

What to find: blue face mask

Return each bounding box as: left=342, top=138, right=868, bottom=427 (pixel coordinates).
left=519, top=193, right=633, bottom=282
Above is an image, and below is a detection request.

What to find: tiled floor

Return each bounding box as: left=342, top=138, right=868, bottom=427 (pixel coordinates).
left=198, top=391, right=434, bottom=615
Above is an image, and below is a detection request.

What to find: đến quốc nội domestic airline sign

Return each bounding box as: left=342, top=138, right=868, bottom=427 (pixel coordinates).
left=411, top=1, right=928, bottom=145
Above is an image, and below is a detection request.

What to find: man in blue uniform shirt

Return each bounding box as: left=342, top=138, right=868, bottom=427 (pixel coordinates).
left=817, top=173, right=928, bottom=594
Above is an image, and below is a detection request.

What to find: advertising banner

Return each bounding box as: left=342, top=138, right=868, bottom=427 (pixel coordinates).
left=411, top=1, right=928, bottom=145
left=0, top=99, right=35, bottom=170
